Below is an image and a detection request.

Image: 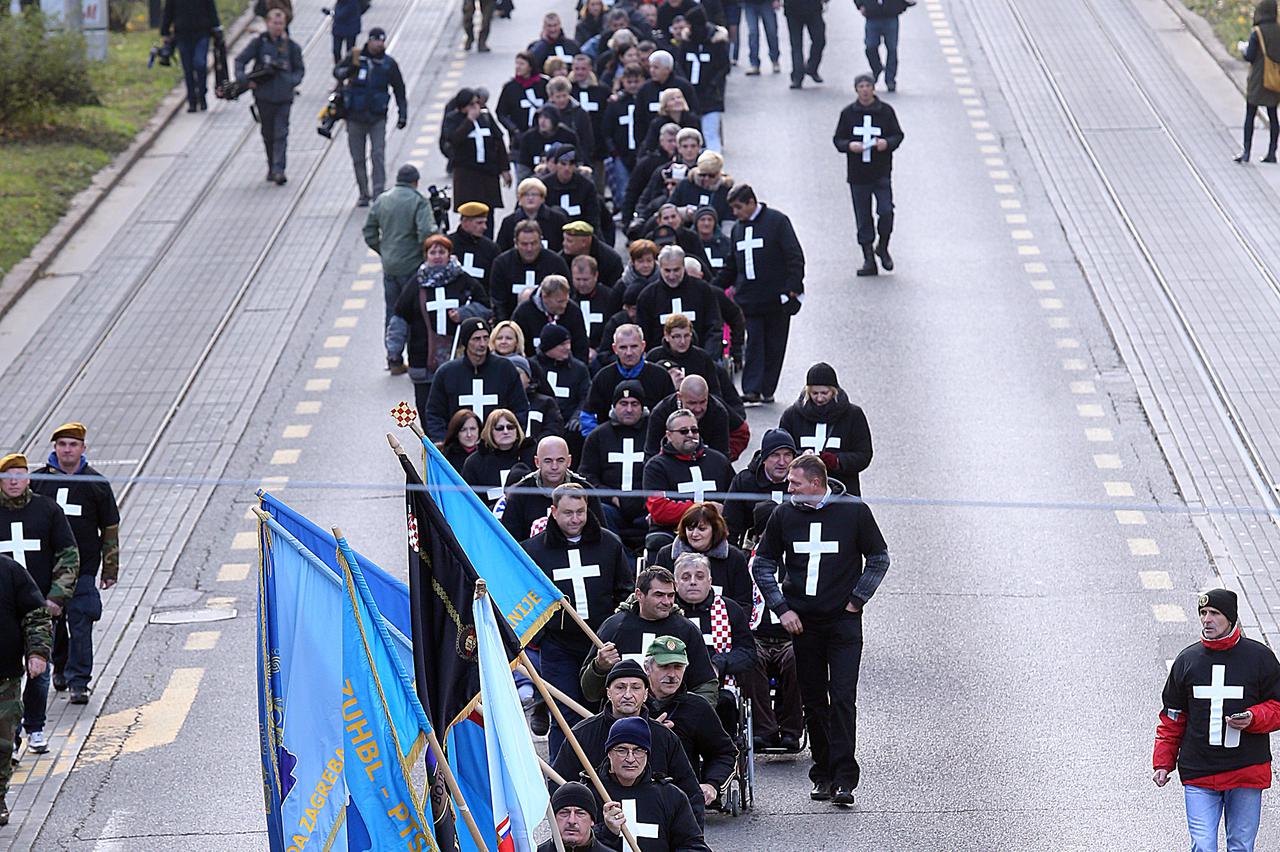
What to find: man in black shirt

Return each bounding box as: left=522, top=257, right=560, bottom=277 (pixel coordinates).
left=833, top=74, right=904, bottom=277
left=0, top=553, right=52, bottom=824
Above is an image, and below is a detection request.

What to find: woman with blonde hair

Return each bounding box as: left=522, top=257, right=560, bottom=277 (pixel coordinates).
left=638, top=88, right=701, bottom=156
left=461, top=408, right=536, bottom=506
left=488, top=320, right=527, bottom=357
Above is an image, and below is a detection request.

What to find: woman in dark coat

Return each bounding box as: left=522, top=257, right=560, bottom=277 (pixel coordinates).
left=777, top=361, right=874, bottom=496
left=462, top=409, right=537, bottom=507
left=496, top=52, right=550, bottom=178
left=638, top=89, right=702, bottom=158
left=448, top=89, right=512, bottom=213
left=1238, top=0, right=1280, bottom=162
left=438, top=409, right=483, bottom=472
left=651, top=503, right=754, bottom=609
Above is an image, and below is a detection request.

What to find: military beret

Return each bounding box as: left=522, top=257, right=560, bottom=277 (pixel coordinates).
left=562, top=220, right=594, bottom=236
left=0, top=453, right=28, bottom=473
left=52, top=422, right=87, bottom=442
left=457, top=201, right=490, bottom=217
left=645, top=635, right=688, bottom=665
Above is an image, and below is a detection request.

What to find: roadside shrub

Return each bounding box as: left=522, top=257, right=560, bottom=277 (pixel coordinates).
left=107, top=0, right=135, bottom=32
left=0, top=11, right=99, bottom=126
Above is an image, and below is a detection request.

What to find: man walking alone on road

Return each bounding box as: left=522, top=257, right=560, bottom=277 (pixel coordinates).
left=1154, top=588, right=1280, bottom=851
left=834, top=74, right=903, bottom=278
left=334, top=27, right=408, bottom=207
left=235, top=8, right=305, bottom=184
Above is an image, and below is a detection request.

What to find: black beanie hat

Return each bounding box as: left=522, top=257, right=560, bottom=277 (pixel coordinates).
left=458, top=317, right=489, bottom=347
left=551, top=781, right=599, bottom=821
left=613, top=379, right=645, bottom=405
left=760, top=428, right=797, bottom=460
left=1199, top=588, right=1239, bottom=625
left=538, top=323, right=572, bottom=353
left=605, top=658, right=649, bottom=688
left=806, top=361, right=839, bottom=388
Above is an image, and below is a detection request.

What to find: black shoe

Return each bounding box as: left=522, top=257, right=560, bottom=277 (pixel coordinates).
left=789, top=79, right=803, bottom=89
left=357, top=196, right=370, bottom=207
left=752, top=736, right=770, bottom=752
left=53, top=674, right=67, bottom=692
left=810, top=781, right=832, bottom=801
left=529, top=702, right=550, bottom=736
left=832, top=785, right=855, bottom=806
left=186, top=102, right=198, bottom=113
left=887, top=81, right=897, bottom=92
left=876, top=239, right=894, bottom=271
left=274, top=173, right=287, bottom=185
left=70, top=688, right=90, bottom=705
left=478, top=41, right=490, bottom=52
left=198, top=97, right=208, bottom=111
left=741, top=392, right=763, bottom=406
left=808, top=70, right=823, bottom=83
left=1264, top=153, right=1277, bottom=163
left=778, top=733, right=801, bottom=752
left=463, top=35, right=473, bottom=49
left=1236, top=152, right=1251, bottom=163
left=0, top=799, right=9, bottom=826
left=856, top=244, right=878, bottom=277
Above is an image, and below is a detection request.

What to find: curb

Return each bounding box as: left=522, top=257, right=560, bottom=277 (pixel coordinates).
left=1161, top=0, right=1251, bottom=96
left=0, top=6, right=258, bottom=320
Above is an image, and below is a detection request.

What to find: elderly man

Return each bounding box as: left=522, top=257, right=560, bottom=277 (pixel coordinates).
left=636, top=51, right=700, bottom=143
left=536, top=782, right=620, bottom=852
left=636, top=246, right=723, bottom=360
left=451, top=201, right=500, bottom=280
left=580, top=380, right=652, bottom=548
left=554, top=659, right=706, bottom=829
left=582, top=325, right=679, bottom=436
left=497, top=177, right=571, bottom=253
left=641, top=409, right=733, bottom=541
left=489, top=219, right=573, bottom=322
left=644, top=634, right=738, bottom=809
left=502, top=436, right=602, bottom=540
left=513, top=274, right=590, bottom=362
left=424, top=318, right=528, bottom=440
left=643, top=375, right=730, bottom=458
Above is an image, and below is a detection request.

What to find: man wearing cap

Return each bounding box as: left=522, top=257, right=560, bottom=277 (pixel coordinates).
left=643, top=375, right=730, bottom=459
left=1154, top=588, right=1280, bottom=850
left=334, top=28, right=408, bottom=207
left=582, top=325, right=677, bottom=437
left=541, top=147, right=603, bottom=233
left=32, top=424, right=120, bottom=704
left=589, top=715, right=710, bottom=850
left=834, top=74, right=904, bottom=277
left=451, top=202, right=500, bottom=279
left=554, top=659, right=707, bottom=830
left=364, top=163, right=437, bottom=375
left=636, top=245, right=723, bottom=362
left=502, top=436, right=602, bottom=541
left=0, top=453, right=77, bottom=756
left=447, top=89, right=512, bottom=225
left=779, top=361, right=874, bottom=495
left=424, top=318, right=529, bottom=441
left=497, top=178, right=571, bottom=255
left=580, top=380, right=652, bottom=548
left=690, top=206, right=733, bottom=276
left=0, top=551, right=52, bottom=824
left=753, top=454, right=889, bottom=806
left=569, top=257, right=622, bottom=363
left=644, top=633, right=738, bottom=809
left=718, top=183, right=805, bottom=405
left=562, top=222, right=625, bottom=291
left=531, top=321, right=592, bottom=439
left=489, top=220, right=572, bottom=322
left=641, top=409, right=734, bottom=544
left=523, top=484, right=632, bottom=760
left=537, top=781, right=620, bottom=851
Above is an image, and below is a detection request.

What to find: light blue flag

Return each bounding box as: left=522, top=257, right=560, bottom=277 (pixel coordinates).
left=419, top=438, right=563, bottom=644
left=474, top=588, right=550, bottom=852
left=337, top=535, right=439, bottom=852
left=447, top=715, right=499, bottom=852
left=258, top=514, right=350, bottom=852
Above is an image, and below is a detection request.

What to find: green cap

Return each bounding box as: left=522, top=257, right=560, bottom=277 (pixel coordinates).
left=645, top=635, right=688, bottom=666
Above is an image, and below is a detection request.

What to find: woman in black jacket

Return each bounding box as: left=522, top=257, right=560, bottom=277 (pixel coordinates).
left=651, top=503, right=754, bottom=608
left=462, top=409, right=537, bottom=506
left=778, top=361, right=874, bottom=495
left=1237, top=0, right=1280, bottom=162
left=437, top=409, right=483, bottom=472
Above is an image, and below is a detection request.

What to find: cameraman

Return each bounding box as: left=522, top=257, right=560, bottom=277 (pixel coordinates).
left=161, top=0, right=221, bottom=112
left=235, top=8, right=305, bottom=185
left=334, top=27, right=408, bottom=207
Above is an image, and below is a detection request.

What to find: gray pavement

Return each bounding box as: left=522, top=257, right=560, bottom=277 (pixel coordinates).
left=1, top=0, right=1280, bottom=846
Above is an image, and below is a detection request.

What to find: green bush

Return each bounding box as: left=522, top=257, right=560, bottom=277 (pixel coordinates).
left=107, top=0, right=135, bottom=32
left=0, top=11, right=99, bottom=126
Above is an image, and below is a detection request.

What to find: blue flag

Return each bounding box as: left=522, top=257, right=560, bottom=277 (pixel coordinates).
left=447, top=714, right=499, bottom=852
left=338, top=535, right=439, bottom=852
left=418, top=437, right=562, bottom=644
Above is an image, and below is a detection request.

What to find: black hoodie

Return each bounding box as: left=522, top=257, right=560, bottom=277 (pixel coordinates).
left=832, top=96, right=905, bottom=184
left=778, top=389, right=873, bottom=495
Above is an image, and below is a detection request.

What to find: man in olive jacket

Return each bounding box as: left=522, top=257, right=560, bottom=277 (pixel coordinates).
left=364, top=163, right=438, bottom=374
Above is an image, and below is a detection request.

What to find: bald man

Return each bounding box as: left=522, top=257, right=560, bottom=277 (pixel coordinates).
left=644, top=375, right=732, bottom=457
left=502, top=436, right=605, bottom=541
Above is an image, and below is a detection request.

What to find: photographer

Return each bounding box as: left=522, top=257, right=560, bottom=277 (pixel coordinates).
left=161, top=0, right=221, bottom=112
left=235, top=9, right=305, bottom=184
left=334, top=27, right=407, bottom=207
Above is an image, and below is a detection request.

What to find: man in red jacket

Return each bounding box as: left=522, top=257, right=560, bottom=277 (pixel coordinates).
left=1153, top=588, right=1280, bottom=851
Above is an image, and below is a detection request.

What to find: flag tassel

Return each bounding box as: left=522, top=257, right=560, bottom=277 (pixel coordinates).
left=516, top=650, right=642, bottom=852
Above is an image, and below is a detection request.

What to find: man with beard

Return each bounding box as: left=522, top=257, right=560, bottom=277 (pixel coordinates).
left=489, top=220, right=572, bottom=322
left=502, top=436, right=602, bottom=540
left=779, top=361, right=874, bottom=495
left=833, top=73, right=904, bottom=277
left=522, top=484, right=633, bottom=760
left=451, top=201, right=500, bottom=283
left=644, top=315, right=721, bottom=398
left=497, top=177, right=571, bottom=254
left=570, top=256, right=622, bottom=362
left=644, top=375, right=729, bottom=458
left=641, top=409, right=734, bottom=541
left=513, top=274, right=590, bottom=362
left=580, top=568, right=717, bottom=706
left=718, top=183, right=805, bottom=405
left=333, top=27, right=408, bottom=206
left=644, top=634, right=738, bottom=808
left=424, top=318, right=528, bottom=440
left=582, top=325, right=677, bottom=436
left=636, top=246, right=722, bottom=360
left=753, top=455, right=890, bottom=806
left=532, top=323, right=592, bottom=438
left=535, top=782, right=622, bottom=852
left=580, top=381, right=652, bottom=547
left=673, top=7, right=729, bottom=152
left=563, top=222, right=624, bottom=290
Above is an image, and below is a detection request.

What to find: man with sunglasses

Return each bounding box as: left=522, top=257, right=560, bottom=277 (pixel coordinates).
left=641, top=409, right=733, bottom=541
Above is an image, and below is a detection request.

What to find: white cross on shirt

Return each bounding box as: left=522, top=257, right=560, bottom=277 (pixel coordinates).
left=460, top=252, right=485, bottom=280
left=621, top=631, right=660, bottom=665
left=799, top=423, right=841, bottom=453
left=676, top=466, right=713, bottom=502
left=559, top=192, right=582, bottom=217
left=468, top=122, right=491, bottom=163
left=1194, top=664, right=1245, bottom=747
left=621, top=800, right=660, bottom=840
left=793, top=522, right=839, bottom=596
left=578, top=90, right=598, bottom=113
left=853, top=114, right=882, bottom=164
left=620, top=104, right=637, bottom=150
left=512, top=269, right=538, bottom=296
left=580, top=299, right=604, bottom=337
left=487, top=467, right=514, bottom=503
left=554, top=549, right=601, bottom=619
left=426, top=287, right=460, bottom=335
left=520, top=93, right=543, bottom=126
left=608, top=437, right=645, bottom=491
left=737, top=227, right=764, bottom=280
left=659, top=297, right=697, bottom=324
left=0, top=522, right=40, bottom=569
left=685, top=51, right=710, bottom=84
left=459, top=378, right=499, bottom=421
left=55, top=488, right=82, bottom=518
left=546, top=369, right=571, bottom=399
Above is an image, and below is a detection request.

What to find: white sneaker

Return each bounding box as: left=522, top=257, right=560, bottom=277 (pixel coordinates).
left=27, top=731, right=48, bottom=754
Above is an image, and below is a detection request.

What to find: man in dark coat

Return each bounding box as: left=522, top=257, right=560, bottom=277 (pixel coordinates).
left=447, top=92, right=512, bottom=219
left=529, top=11, right=582, bottom=65
left=161, top=0, right=220, bottom=112
left=522, top=484, right=633, bottom=760
left=636, top=51, right=701, bottom=143
left=424, top=318, right=528, bottom=440
left=234, top=9, right=304, bottom=184
left=513, top=275, right=590, bottom=362
left=636, top=245, right=723, bottom=360
left=717, top=183, right=805, bottom=404
left=644, top=315, right=721, bottom=398
left=31, top=423, right=120, bottom=704
left=581, top=324, right=677, bottom=436
left=536, top=782, right=619, bottom=852
left=335, top=29, right=409, bottom=206
left=779, top=361, right=874, bottom=495
left=489, top=219, right=573, bottom=322
left=644, top=377, right=730, bottom=458
left=562, top=223, right=625, bottom=291
left=541, top=147, right=602, bottom=232
left=673, top=7, right=730, bottom=151
left=502, top=436, right=603, bottom=541
left=641, top=409, right=734, bottom=538
left=451, top=202, right=501, bottom=282
left=724, top=427, right=795, bottom=546
left=533, top=324, right=592, bottom=432
left=833, top=73, right=904, bottom=276
left=580, top=381, right=652, bottom=547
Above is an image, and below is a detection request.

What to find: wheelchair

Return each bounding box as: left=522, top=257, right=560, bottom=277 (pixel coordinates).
left=715, top=681, right=754, bottom=817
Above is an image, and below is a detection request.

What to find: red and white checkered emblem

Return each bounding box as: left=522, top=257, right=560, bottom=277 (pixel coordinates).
left=407, top=509, right=420, bottom=553
left=390, top=401, right=418, bottom=428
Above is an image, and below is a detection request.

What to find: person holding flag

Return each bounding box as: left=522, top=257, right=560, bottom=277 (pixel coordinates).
left=538, top=782, right=621, bottom=852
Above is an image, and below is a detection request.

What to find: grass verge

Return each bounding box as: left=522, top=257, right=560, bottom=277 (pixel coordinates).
left=1182, top=0, right=1256, bottom=57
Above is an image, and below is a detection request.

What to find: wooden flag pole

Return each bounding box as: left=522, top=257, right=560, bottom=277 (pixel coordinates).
left=425, top=729, right=490, bottom=852
left=546, top=802, right=568, bottom=852
left=517, top=650, right=641, bottom=852
left=559, top=605, right=607, bottom=650
left=514, top=663, right=593, bottom=720
left=539, top=755, right=565, bottom=786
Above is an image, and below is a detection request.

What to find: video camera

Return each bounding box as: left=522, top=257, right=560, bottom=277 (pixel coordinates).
left=216, top=65, right=274, bottom=101
left=427, top=185, right=451, bottom=233
left=147, top=41, right=175, bottom=68
left=316, top=87, right=347, bottom=138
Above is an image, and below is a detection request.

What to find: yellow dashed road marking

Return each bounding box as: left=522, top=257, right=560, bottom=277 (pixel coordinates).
left=217, top=563, right=250, bottom=582
left=282, top=424, right=312, bottom=439
left=334, top=316, right=358, bottom=329
left=296, top=400, right=323, bottom=414
left=184, top=631, right=220, bottom=651
left=315, top=356, right=341, bottom=369
left=231, top=531, right=257, bottom=550
left=304, top=379, right=331, bottom=392
left=1132, top=539, right=1162, bottom=557
left=270, top=449, right=301, bottom=465
left=1115, top=510, right=1147, bottom=525
left=1104, top=481, right=1134, bottom=497
left=352, top=279, right=374, bottom=291
left=323, top=335, right=350, bottom=349
left=1076, top=403, right=1104, bottom=418
left=1085, top=428, right=1113, bottom=442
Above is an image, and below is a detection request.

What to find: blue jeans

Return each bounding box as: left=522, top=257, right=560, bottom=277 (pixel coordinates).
left=702, top=112, right=723, bottom=153
left=23, top=666, right=50, bottom=735
left=1185, top=786, right=1263, bottom=852
left=742, top=1, right=780, bottom=68
left=864, top=16, right=899, bottom=86
left=174, top=34, right=210, bottom=107
left=605, top=157, right=632, bottom=214
left=64, top=574, right=102, bottom=691
left=724, top=1, right=742, bottom=61
left=850, top=178, right=894, bottom=246
left=383, top=272, right=413, bottom=359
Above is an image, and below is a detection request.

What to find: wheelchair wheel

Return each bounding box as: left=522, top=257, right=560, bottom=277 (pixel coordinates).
left=742, top=697, right=755, bottom=811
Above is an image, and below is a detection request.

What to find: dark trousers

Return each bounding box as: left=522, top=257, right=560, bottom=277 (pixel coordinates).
left=741, top=637, right=804, bottom=740
left=461, top=0, right=496, bottom=44
left=742, top=310, right=791, bottom=397
left=792, top=611, right=862, bottom=787
left=864, top=15, right=899, bottom=86
left=1243, top=103, right=1280, bottom=157
left=175, top=34, right=211, bottom=108
left=257, top=100, right=292, bottom=175
left=785, top=8, right=825, bottom=83
left=540, top=637, right=588, bottom=764
left=0, top=677, right=20, bottom=799
left=22, top=667, right=49, bottom=735
left=850, top=178, right=894, bottom=247
left=413, top=380, right=431, bottom=421
left=332, top=32, right=356, bottom=65
left=58, top=575, right=102, bottom=691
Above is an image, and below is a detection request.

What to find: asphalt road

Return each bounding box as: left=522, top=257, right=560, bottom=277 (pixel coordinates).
left=23, top=0, right=1276, bottom=847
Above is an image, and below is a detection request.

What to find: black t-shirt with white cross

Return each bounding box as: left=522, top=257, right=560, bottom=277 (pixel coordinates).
left=592, top=771, right=709, bottom=852
left=0, top=493, right=77, bottom=596
left=33, top=463, right=120, bottom=577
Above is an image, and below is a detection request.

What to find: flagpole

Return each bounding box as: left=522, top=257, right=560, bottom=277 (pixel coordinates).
left=517, top=650, right=642, bottom=852
left=546, top=802, right=567, bottom=852
left=515, top=663, right=593, bottom=719
left=558, top=605, right=607, bottom=650
left=425, top=729, right=491, bottom=852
